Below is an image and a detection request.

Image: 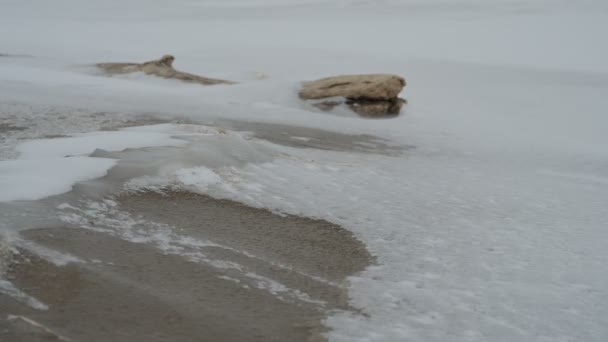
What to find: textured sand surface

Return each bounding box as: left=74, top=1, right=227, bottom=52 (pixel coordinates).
left=1, top=192, right=372, bottom=342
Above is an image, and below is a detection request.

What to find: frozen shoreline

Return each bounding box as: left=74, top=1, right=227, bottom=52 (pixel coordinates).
left=0, top=119, right=383, bottom=341
left=2, top=0, right=608, bottom=340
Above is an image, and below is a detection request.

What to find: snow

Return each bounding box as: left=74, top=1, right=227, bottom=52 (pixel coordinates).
left=1, top=0, right=608, bottom=341
left=175, top=167, right=222, bottom=190
left=194, top=148, right=608, bottom=342
left=1, top=127, right=188, bottom=202
left=16, top=131, right=186, bottom=159
left=0, top=157, right=117, bottom=202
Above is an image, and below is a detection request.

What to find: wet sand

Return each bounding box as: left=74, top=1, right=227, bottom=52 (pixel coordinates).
left=0, top=192, right=373, bottom=342
left=222, top=120, right=408, bottom=156
left=0, top=123, right=27, bottom=133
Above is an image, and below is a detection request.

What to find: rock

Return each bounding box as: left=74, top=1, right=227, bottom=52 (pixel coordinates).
left=299, top=74, right=405, bottom=101
left=96, top=55, right=235, bottom=86
left=300, top=74, right=407, bottom=116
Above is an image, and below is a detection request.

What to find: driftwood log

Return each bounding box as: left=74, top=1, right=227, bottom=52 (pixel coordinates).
left=299, top=74, right=406, bottom=117
left=96, top=55, right=235, bottom=85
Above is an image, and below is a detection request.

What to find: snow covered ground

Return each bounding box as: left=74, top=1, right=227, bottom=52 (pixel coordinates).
left=1, top=0, right=608, bottom=341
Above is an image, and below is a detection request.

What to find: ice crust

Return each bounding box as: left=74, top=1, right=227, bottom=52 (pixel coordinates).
left=0, top=128, right=187, bottom=202
left=0, top=157, right=117, bottom=202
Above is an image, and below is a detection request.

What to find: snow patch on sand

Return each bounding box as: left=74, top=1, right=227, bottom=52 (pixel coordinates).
left=0, top=125, right=192, bottom=203
left=175, top=167, right=223, bottom=190
left=0, top=157, right=117, bottom=202
left=16, top=131, right=186, bottom=159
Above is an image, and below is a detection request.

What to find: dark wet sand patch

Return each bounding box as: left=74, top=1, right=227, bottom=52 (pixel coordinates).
left=113, top=116, right=410, bottom=156
left=222, top=121, right=409, bottom=155
left=99, top=116, right=173, bottom=131
left=0, top=123, right=27, bottom=133
left=1, top=191, right=373, bottom=342
left=0, top=313, right=72, bottom=342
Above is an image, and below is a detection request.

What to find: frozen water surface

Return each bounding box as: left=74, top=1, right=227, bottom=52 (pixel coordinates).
left=1, top=0, right=608, bottom=341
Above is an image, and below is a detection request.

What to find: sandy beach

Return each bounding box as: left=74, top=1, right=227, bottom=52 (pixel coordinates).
left=1, top=191, right=372, bottom=342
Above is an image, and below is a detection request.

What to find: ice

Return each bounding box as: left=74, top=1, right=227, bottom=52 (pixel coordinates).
left=175, top=167, right=222, bottom=190
left=0, top=157, right=117, bottom=202
left=173, top=144, right=608, bottom=342
left=16, top=131, right=186, bottom=159
left=0, top=126, right=193, bottom=202
left=2, top=0, right=608, bottom=341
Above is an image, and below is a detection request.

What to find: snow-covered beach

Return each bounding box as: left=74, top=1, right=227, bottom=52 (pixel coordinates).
left=1, top=0, right=608, bottom=341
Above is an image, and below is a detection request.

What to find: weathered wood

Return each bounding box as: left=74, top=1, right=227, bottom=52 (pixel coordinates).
left=301, top=74, right=407, bottom=116
left=299, top=74, right=405, bottom=100
left=96, top=55, right=236, bottom=86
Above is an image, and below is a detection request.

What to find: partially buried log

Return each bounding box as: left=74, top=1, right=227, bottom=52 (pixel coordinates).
left=96, top=55, right=236, bottom=85
left=299, top=74, right=407, bottom=117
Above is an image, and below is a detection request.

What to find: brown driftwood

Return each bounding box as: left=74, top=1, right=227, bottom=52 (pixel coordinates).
left=97, top=55, right=236, bottom=85
left=300, top=74, right=407, bottom=116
